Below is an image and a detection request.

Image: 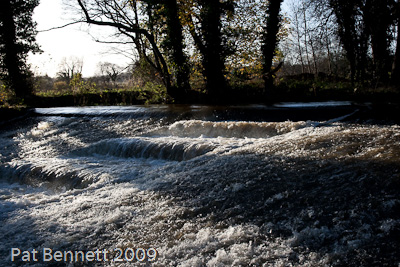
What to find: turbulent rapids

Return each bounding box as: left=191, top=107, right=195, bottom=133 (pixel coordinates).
left=0, top=105, right=399, bottom=266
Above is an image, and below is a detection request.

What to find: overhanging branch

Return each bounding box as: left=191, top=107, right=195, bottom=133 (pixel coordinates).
left=75, top=0, right=171, bottom=89
left=77, top=0, right=148, bottom=36
left=38, top=21, right=84, bottom=32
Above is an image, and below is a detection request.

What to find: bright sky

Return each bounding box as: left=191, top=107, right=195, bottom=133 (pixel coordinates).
left=28, top=0, right=132, bottom=78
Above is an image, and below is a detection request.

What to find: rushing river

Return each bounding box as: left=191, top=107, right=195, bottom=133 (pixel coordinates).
left=0, top=104, right=399, bottom=266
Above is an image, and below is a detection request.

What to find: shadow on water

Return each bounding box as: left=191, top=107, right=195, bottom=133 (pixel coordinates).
left=146, top=151, right=400, bottom=265
left=0, top=200, right=97, bottom=267
left=0, top=117, right=110, bottom=265
left=0, top=200, right=38, bottom=263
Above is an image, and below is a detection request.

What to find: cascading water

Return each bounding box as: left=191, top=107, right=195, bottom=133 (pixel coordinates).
left=0, top=104, right=399, bottom=266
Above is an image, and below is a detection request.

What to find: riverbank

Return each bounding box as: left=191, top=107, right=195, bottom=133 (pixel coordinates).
left=29, top=87, right=400, bottom=107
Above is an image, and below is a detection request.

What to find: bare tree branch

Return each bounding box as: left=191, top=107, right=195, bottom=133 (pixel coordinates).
left=76, top=0, right=171, bottom=88
left=77, top=0, right=147, bottom=36
left=38, top=21, right=84, bottom=32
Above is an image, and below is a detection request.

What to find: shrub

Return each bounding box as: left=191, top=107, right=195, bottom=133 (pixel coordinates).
left=69, top=73, right=97, bottom=94
left=0, top=82, right=14, bottom=106
left=136, top=82, right=167, bottom=104
left=53, top=81, right=69, bottom=91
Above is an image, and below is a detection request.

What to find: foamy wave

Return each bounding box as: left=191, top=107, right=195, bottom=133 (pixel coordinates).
left=0, top=159, right=105, bottom=191
left=72, top=137, right=216, bottom=161
left=150, top=120, right=308, bottom=138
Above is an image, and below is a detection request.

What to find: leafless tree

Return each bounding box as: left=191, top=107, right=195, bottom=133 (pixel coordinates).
left=281, top=0, right=344, bottom=78
left=74, top=0, right=171, bottom=90
left=57, top=56, right=83, bottom=84
left=97, top=62, right=126, bottom=87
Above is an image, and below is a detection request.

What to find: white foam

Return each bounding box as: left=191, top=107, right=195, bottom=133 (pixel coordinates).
left=1, top=109, right=399, bottom=266
left=150, top=120, right=308, bottom=139
left=73, top=137, right=216, bottom=161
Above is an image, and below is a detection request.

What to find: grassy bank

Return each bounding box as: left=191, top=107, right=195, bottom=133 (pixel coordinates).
left=32, top=90, right=148, bottom=107
left=2, top=76, right=400, bottom=108
left=273, top=76, right=400, bottom=103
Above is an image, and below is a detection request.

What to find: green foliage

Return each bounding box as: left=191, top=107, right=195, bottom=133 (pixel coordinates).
left=0, top=83, right=10, bottom=106
left=131, top=58, right=163, bottom=87
left=53, top=81, right=69, bottom=92
left=33, top=71, right=168, bottom=105
left=69, top=73, right=97, bottom=94
left=136, top=82, right=167, bottom=104
left=224, top=0, right=268, bottom=76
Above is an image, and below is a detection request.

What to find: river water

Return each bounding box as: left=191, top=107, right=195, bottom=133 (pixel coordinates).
left=0, top=104, right=399, bottom=266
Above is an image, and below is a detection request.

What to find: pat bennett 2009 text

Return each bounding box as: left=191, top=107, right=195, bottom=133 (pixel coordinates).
left=11, top=247, right=158, bottom=263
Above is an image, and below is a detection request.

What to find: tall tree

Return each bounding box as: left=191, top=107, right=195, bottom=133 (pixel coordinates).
left=161, top=0, right=191, bottom=100
left=329, top=0, right=396, bottom=84
left=76, top=0, right=192, bottom=101
left=199, top=0, right=230, bottom=100
left=223, top=0, right=269, bottom=79
left=97, top=62, right=124, bottom=87
left=262, top=0, right=284, bottom=96
left=76, top=0, right=172, bottom=97
left=184, top=0, right=234, bottom=101
left=364, top=0, right=395, bottom=83
left=56, top=56, right=83, bottom=84
left=329, top=0, right=367, bottom=84
left=0, top=0, right=40, bottom=99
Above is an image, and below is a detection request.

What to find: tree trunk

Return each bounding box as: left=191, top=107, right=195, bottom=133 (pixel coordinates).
left=325, top=32, right=333, bottom=74
left=0, top=0, right=32, bottom=99
left=77, top=0, right=172, bottom=95
left=294, top=13, right=306, bottom=73
left=303, top=8, right=312, bottom=73
left=365, top=0, right=392, bottom=84
left=330, top=0, right=358, bottom=84
left=309, top=34, right=318, bottom=74
left=199, top=1, right=227, bottom=101
left=163, top=0, right=191, bottom=101
left=262, top=0, right=284, bottom=98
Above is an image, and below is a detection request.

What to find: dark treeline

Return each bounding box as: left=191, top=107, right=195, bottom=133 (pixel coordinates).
left=1, top=0, right=400, bottom=105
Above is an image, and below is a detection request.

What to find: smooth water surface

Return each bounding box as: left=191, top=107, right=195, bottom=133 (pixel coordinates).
left=0, top=105, right=399, bottom=266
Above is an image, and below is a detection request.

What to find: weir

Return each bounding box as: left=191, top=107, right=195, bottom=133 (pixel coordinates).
left=0, top=104, right=399, bottom=266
